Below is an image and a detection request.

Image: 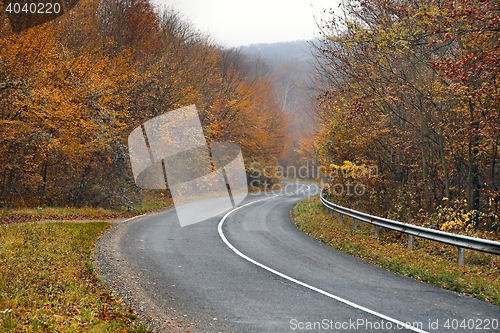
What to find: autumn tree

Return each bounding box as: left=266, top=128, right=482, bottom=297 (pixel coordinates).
left=0, top=0, right=288, bottom=207
left=312, top=0, right=499, bottom=230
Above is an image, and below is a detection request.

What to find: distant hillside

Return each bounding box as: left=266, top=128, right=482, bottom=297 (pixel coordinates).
left=240, top=40, right=313, bottom=68
left=240, top=40, right=318, bottom=167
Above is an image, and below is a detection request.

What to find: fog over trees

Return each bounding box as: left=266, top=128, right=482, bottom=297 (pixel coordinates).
left=242, top=40, right=318, bottom=173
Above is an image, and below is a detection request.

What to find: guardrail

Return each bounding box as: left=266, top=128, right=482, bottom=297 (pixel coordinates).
left=320, top=191, right=500, bottom=266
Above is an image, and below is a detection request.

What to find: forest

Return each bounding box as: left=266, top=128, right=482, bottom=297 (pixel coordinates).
left=242, top=41, right=317, bottom=170
left=1, top=0, right=499, bottom=236
left=312, top=0, right=499, bottom=234
left=0, top=0, right=288, bottom=208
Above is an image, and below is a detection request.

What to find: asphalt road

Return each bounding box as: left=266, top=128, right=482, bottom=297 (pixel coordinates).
left=95, top=182, right=499, bottom=332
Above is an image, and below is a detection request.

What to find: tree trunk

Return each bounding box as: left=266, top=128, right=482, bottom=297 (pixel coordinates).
left=419, top=96, right=430, bottom=210
left=467, top=99, right=480, bottom=211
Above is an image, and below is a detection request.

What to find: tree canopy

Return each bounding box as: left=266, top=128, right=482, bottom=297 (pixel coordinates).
left=311, top=0, right=499, bottom=232
left=0, top=0, right=288, bottom=208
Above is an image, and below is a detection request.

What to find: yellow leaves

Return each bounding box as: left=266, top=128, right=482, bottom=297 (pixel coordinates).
left=436, top=199, right=481, bottom=237
left=440, top=217, right=474, bottom=236
left=330, top=160, right=371, bottom=179
left=326, top=35, right=342, bottom=43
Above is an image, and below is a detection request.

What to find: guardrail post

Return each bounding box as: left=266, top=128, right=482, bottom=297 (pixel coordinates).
left=408, top=235, right=413, bottom=250
left=458, top=247, right=464, bottom=266
left=325, top=207, right=328, bottom=214
left=320, top=189, right=500, bottom=259
left=330, top=209, right=334, bottom=218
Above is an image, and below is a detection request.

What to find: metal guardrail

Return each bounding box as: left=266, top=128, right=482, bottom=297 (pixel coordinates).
left=320, top=191, right=500, bottom=266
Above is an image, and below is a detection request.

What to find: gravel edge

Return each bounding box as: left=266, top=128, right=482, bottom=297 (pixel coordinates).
left=93, top=215, right=192, bottom=333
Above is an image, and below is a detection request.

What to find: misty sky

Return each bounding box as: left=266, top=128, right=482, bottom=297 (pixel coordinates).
left=151, top=0, right=336, bottom=47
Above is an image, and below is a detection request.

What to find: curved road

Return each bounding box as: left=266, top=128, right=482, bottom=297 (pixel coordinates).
left=95, top=183, right=499, bottom=332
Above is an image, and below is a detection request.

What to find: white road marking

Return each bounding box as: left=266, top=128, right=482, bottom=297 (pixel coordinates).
left=217, top=184, right=429, bottom=333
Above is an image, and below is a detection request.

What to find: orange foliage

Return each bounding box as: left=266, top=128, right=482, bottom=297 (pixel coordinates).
left=0, top=0, right=287, bottom=207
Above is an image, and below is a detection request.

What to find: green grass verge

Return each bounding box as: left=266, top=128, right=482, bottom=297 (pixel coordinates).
left=292, top=196, right=500, bottom=306
left=0, top=222, right=150, bottom=332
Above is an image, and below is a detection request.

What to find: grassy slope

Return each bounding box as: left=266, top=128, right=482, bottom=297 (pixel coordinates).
left=292, top=196, right=500, bottom=306
left=0, top=222, right=150, bottom=332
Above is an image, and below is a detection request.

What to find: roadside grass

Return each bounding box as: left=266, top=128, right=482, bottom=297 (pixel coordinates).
left=292, top=196, right=500, bottom=306
left=0, top=222, right=150, bottom=332
left=133, top=196, right=173, bottom=215
left=0, top=196, right=173, bottom=224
